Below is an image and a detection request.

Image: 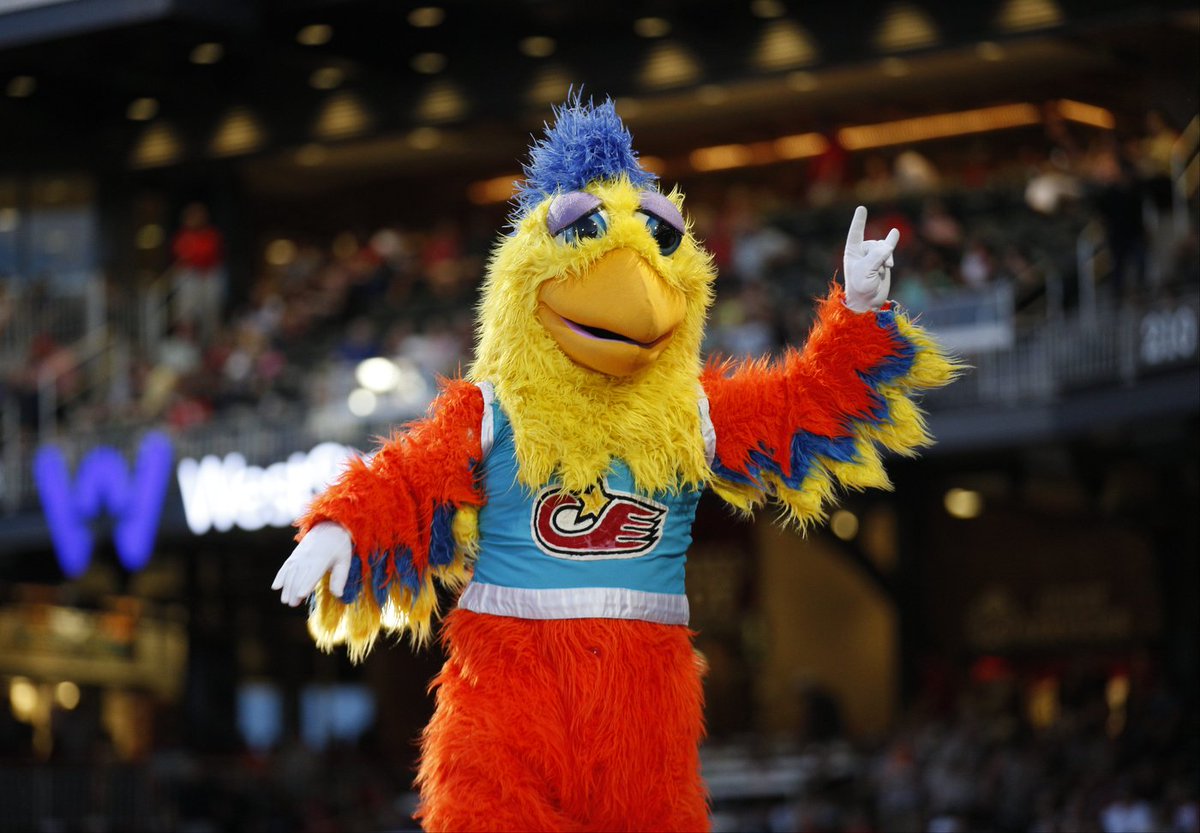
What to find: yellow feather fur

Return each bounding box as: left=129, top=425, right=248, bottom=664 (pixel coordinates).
left=468, top=177, right=716, bottom=496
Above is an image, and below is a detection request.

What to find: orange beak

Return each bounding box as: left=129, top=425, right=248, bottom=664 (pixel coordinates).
left=537, top=248, right=687, bottom=377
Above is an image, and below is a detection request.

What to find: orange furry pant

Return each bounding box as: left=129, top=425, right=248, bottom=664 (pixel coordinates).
left=415, top=610, right=709, bottom=832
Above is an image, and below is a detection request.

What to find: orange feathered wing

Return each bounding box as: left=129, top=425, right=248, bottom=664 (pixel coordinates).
left=297, top=379, right=486, bottom=658
left=701, top=286, right=960, bottom=528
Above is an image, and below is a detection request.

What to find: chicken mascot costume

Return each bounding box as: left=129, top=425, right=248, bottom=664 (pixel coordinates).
left=273, top=96, right=958, bottom=831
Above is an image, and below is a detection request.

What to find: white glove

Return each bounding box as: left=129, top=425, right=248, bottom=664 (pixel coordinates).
left=843, top=205, right=900, bottom=313
left=271, top=521, right=353, bottom=607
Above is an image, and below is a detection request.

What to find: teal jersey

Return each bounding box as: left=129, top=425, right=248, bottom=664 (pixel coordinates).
left=457, top=384, right=712, bottom=625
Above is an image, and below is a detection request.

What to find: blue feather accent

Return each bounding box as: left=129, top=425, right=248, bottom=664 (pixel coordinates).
left=513, top=93, right=656, bottom=221
left=394, top=552, right=421, bottom=593
left=334, top=505, right=454, bottom=607
left=369, top=551, right=391, bottom=606
left=339, top=555, right=364, bottom=604
left=428, top=503, right=456, bottom=568
left=714, top=311, right=924, bottom=496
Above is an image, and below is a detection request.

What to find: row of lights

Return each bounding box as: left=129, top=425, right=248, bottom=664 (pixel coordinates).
left=828, top=487, right=984, bottom=544
left=466, top=98, right=1115, bottom=203
left=9, top=677, right=80, bottom=721
left=6, top=0, right=1066, bottom=104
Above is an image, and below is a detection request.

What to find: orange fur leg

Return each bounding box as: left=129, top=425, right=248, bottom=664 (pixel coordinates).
left=415, top=610, right=710, bottom=832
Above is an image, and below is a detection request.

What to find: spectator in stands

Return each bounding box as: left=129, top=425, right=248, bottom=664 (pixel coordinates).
left=171, top=202, right=225, bottom=343
left=1088, top=137, right=1149, bottom=299
left=726, top=190, right=798, bottom=286
left=1138, top=110, right=1181, bottom=208
left=920, top=199, right=964, bottom=259
left=807, top=132, right=850, bottom=208
left=139, top=320, right=201, bottom=418
left=895, top=147, right=941, bottom=194
left=335, top=316, right=378, bottom=365
left=960, top=238, right=996, bottom=291
left=855, top=155, right=898, bottom=204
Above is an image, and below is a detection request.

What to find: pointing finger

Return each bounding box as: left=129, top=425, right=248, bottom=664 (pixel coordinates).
left=846, top=206, right=867, bottom=253
left=884, top=227, right=901, bottom=251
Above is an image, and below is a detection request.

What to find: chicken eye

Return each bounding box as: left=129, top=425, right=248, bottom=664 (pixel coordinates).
left=638, top=211, right=682, bottom=256
left=555, top=209, right=608, bottom=245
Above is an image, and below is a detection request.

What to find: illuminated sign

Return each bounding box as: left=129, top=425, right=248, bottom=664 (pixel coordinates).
left=34, top=434, right=357, bottom=578
left=33, top=432, right=173, bottom=578
left=177, top=443, right=356, bottom=535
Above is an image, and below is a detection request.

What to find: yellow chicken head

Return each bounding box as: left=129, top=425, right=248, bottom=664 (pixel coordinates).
left=469, top=97, right=717, bottom=495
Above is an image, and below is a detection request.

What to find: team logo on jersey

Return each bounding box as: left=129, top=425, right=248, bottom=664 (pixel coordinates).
left=531, top=480, right=668, bottom=560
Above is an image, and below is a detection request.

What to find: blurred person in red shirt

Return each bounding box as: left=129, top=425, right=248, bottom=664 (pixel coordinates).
left=171, top=202, right=225, bottom=343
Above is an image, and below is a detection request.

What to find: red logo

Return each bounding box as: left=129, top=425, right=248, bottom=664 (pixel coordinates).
left=531, top=481, right=668, bottom=560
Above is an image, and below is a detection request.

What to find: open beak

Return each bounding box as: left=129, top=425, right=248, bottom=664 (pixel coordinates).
left=537, top=248, right=687, bottom=376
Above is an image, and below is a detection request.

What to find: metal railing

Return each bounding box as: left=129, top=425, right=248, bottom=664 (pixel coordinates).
left=4, top=287, right=1196, bottom=518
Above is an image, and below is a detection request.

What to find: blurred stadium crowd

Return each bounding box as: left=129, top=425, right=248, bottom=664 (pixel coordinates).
left=3, top=657, right=1195, bottom=832
left=2, top=103, right=1197, bottom=830
left=5, top=105, right=1196, bottom=444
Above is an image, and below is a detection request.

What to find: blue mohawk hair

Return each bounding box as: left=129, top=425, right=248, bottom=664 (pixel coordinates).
left=512, top=94, right=657, bottom=221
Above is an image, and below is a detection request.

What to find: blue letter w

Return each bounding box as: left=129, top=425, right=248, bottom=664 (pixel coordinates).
left=33, top=432, right=173, bottom=578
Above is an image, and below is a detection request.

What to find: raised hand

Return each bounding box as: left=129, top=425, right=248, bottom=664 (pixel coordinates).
left=271, top=521, right=353, bottom=607
left=843, top=205, right=900, bottom=313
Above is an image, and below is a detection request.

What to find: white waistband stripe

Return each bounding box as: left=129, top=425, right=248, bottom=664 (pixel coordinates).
left=458, top=582, right=690, bottom=625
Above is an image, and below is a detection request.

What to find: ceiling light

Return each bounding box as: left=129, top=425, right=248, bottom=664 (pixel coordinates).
left=1057, top=99, right=1114, bottom=129
left=5, top=76, right=35, bottom=98
left=750, top=0, right=786, bottom=19
left=265, top=239, right=297, bottom=266
left=639, top=41, right=701, bottom=89
left=830, top=509, right=859, bottom=540
left=837, top=103, right=1040, bottom=150
left=468, top=174, right=519, bottom=205
left=209, top=107, right=265, bottom=157
left=309, top=66, right=345, bottom=90
left=786, top=71, right=818, bottom=91
left=755, top=19, right=818, bottom=69
left=976, top=41, right=1006, bottom=61
left=297, top=24, right=333, bottom=46
left=944, top=487, right=983, bottom=519
left=130, top=122, right=184, bottom=168
left=775, top=132, right=828, bottom=159
left=874, top=3, right=940, bottom=52
left=415, top=81, right=468, bottom=122
left=9, top=677, right=37, bottom=722
left=690, top=144, right=754, bottom=172
left=314, top=92, right=372, bottom=139
left=519, top=36, right=556, bottom=58
left=126, top=97, right=158, bottom=121
left=995, top=0, right=1064, bottom=32
left=55, top=681, right=80, bottom=710
left=408, top=127, right=442, bottom=150
left=411, top=52, right=448, bottom=74
left=189, top=42, right=223, bottom=65
left=295, top=144, right=327, bottom=166
left=634, top=17, right=671, bottom=38
left=526, top=65, right=572, bottom=105
left=408, top=6, right=445, bottom=28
